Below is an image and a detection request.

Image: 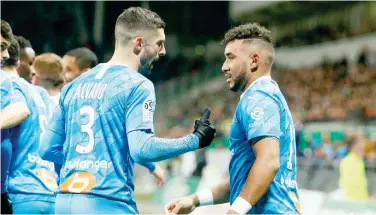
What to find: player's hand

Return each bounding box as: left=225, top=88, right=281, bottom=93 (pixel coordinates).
left=193, top=108, right=216, bottom=148
left=152, top=165, right=166, bottom=187
left=227, top=209, right=239, bottom=214
left=164, top=195, right=198, bottom=215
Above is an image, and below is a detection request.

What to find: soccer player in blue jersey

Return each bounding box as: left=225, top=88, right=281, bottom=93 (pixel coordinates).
left=164, top=23, right=301, bottom=215
left=2, top=35, right=57, bottom=214
left=40, top=7, right=216, bottom=214
left=32, top=52, right=165, bottom=185
left=1, top=19, right=15, bottom=214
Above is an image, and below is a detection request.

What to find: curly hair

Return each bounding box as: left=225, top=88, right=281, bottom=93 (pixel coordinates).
left=221, top=22, right=272, bottom=45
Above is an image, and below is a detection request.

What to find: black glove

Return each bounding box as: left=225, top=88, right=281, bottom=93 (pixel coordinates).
left=193, top=108, right=216, bottom=148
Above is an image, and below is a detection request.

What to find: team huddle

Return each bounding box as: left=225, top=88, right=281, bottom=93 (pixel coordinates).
left=1, top=7, right=301, bottom=215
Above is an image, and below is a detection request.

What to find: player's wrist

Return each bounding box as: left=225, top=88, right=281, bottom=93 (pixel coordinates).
left=196, top=188, right=214, bottom=206
left=229, top=197, right=252, bottom=214
left=189, top=193, right=200, bottom=208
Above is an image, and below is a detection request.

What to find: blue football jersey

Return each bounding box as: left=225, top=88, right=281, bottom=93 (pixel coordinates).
left=34, top=85, right=52, bottom=135
left=48, top=93, right=60, bottom=119
left=228, top=76, right=301, bottom=214
left=7, top=77, right=58, bottom=204
left=0, top=70, right=14, bottom=193
left=0, top=70, right=13, bottom=109
left=42, top=63, right=159, bottom=213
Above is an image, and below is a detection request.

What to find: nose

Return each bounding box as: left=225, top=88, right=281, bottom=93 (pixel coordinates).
left=222, top=61, right=229, bottom=73
left=159, top=46, right=166, bottom=57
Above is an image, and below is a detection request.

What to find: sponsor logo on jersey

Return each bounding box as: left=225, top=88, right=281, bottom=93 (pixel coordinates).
left=65, top=158, right=113, bottom=170
left=281, top=176, right=297, bottom=189
left=28, top=153, right=54, bottom=171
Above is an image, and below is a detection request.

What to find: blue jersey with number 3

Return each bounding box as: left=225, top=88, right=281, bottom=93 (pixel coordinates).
left=42, top=63, right=159, bottom=213
left=8, top=77, right=57, bottom=204
left=228, top=76, right=301, bottom=214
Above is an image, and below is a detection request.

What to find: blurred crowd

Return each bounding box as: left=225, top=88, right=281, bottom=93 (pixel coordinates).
left=275, top=20, right=376, bottom=48
left=278, top=58, right=376, bottom=122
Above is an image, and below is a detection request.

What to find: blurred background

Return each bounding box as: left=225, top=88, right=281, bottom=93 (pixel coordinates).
left=2, top=1, right=376, bottom=214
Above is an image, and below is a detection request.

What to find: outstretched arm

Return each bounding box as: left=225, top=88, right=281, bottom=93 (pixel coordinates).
left=164, top=177, right=230, bottom=215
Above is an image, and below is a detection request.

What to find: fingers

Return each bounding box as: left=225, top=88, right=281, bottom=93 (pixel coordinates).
left=171, top=203, right=183, bottom=215
left=164, top=202, right=174, bottom=214
left=157, top=179, right=164, bottom=187
left=200, top=108, right=211, bottom=121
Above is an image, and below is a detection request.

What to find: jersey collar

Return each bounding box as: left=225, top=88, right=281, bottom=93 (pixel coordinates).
left=240, top=75, right=271, bottom=99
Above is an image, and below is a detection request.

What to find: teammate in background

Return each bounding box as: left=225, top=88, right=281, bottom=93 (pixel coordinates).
left=1, top=19, right=16, bottom=215
left=40, top=7, right=216, bottom=214
left=164, top=23, right=301, bottom=215
left=63, top=47, right=98, bottom=83
left=61, top=48, right=166, bottom=185
left=15, top=35, right=35, bottom=82
left=31, top=53, right=66, bottom=111
left=2, top=35, right=57, bottom=214
left=16, top=35, right=35, bottom=66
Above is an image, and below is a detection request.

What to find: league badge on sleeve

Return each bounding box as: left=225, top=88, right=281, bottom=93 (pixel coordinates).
left=143, top=99, right=154, bottom=121
left=251, top=107, right=264, bottom=120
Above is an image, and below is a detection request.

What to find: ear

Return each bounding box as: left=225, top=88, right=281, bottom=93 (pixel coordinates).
left=15, top=60, right=20, bottom=69
left=133, top=37, right=143, bottom=55
left=250, top=52, right=260, bottom=72
left=31, top=75, right=38, bottom=85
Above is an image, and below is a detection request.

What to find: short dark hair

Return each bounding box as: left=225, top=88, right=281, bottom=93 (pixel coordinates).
left=221, top=22, right=272, bottom=45
left=65, top=47, right=98, bottom=70
left=14, top=35, right=32, bottom=49
left=3, top=38, right=20, bottom=67
left=115, top=7, right=165, bottom=45
left=1, top=20, right=13, bottom=42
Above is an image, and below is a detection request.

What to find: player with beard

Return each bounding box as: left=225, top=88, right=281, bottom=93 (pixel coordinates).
left=164, top=23, right=301, bottom=215
left=35, top=50, right=166, bottom=188
left=40, top=7, right=216, bottom=214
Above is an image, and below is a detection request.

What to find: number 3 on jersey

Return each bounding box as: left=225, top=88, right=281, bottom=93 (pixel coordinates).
left=76, top=106, right=95, bottom=154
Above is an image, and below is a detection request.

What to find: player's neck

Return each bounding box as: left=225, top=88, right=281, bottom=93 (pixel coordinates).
left=47, top=88, right=60, bottom=97
left=2, top=67, right=20, bottom=78
left=243, top=71, right=271, bottom=92
left=108, top=48, right=139, bottom=72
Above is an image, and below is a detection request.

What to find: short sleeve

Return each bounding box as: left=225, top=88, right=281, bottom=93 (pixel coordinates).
left=11, top=81, right=27, bottom=104
left=0, top=75, right=13, bottom=110
left=126, top=80, right=156, bottom=133
left=240, top=92, right=281, bottom=145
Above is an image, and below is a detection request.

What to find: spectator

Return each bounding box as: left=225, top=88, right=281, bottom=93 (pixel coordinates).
left=339, top=134, right=369, bottom=202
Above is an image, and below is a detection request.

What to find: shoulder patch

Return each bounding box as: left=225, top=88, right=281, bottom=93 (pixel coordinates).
left=143, top=99, right=154, bottom=121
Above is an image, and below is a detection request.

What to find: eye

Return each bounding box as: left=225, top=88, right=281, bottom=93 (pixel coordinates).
left=157, top=42, right=164, bottom=49
left=1, top=44, right=6, bottom=51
